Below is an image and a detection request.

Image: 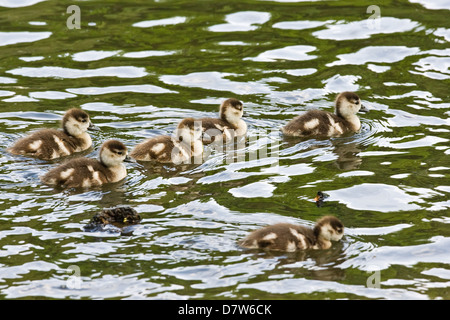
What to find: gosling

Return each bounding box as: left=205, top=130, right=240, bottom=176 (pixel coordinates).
left=281, top=92, right=368, bottom=138
left=7, top=108, right=99, bottom=160
left=130, top=118, right=203, bottom=164
left=239, top=216, right=344, bottom=252
left=199, top=98, right=247, bottom=144
left=41, top=140, right=130, bottom=188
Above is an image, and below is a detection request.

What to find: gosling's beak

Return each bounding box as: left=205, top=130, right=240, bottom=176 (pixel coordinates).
left=124, top=155, right=135, bottom=163
left=358, top=104, right=369, bottom=113
left=88, top=122, right=101, bottom=131
left=314, top=191, right=329, bottom=202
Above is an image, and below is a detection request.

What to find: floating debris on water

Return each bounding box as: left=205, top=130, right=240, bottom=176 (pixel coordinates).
left=84, top=206, right=142, bottom=233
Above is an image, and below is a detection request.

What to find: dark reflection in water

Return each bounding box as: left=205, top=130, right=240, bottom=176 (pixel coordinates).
left=135, top=161, right=200, bottom=178
left=241, top=241, right=346, bottom=281
left=332, top=141, right=363, bottom=170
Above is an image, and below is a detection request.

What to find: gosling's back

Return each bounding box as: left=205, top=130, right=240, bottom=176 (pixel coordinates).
left=41, top=157, right=113, bottom=188
left=281, top=110, right=349, bottom=137
left=41, top=140, right=128, bottom=188
left=8, top=129, right=91, bottom=160
left=7, top=108, right=96, bottom=160
left=239, top=223, right=316, bottom=252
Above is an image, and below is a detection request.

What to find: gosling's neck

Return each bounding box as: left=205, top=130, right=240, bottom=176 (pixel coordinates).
left=315, top=235, right=332, bottom=249
left=110, top=165, right=127, bottom=183
left=174, top=138, right=203, bottom=157
left=76, top=132, right=92, bottom=150
left=344, top=115, right=361, bottom=132
left=234, top=119, right=247, bottom=136
left=221, top=111, right=241, bottom=126
left=191, top=140, right=203, bottom=157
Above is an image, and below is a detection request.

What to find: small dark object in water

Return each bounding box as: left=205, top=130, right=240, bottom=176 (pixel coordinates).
left=314, top=191, right=329, bottom=207
left=84, top=206, right=141, bottom=231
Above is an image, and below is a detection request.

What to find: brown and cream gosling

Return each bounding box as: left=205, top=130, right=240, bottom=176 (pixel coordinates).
left=7, top=108, right=99, bottom=160
left=130, top=117, right=203, bottom=164
left=199, top=98, right=247, bottom=144
left=41, top=140, right=130, bottom=188
left=239, top=216, right=344, bottom=252
left=281, top=92, right=368, bottom=138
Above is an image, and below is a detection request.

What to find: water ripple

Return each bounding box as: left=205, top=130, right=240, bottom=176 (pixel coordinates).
left=67, top=84, right=176, bottom=95
left=7, top=66, right=148, bottom=79
left=245, top=45, right=317, bottom=62
left=209, top=11, right=271, bottom=32
left=132, top=16, right=187, bottom=28
left=0, top=0, right=449, bottom=300
left=327, top=46, right=420, bottom=66
left=313, top=17, right=419, bottom=40
left=0, top=31, right=51, bottom=46
left=160, top=71, right=273, bottom=94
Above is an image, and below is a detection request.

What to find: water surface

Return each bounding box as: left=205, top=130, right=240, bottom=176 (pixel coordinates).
left=0, top=0, right=449, bottom=300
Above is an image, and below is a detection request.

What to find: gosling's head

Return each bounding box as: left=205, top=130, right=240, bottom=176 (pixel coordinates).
left=335, top=92, right=368, bottom=119
left=99, top=140, right=128, bottom=167
left=62, top=108, right=98, bottom=137
left=314, top=216, right=344, bottom=242
left=175, top=118, right=203, bottom=144
left=219, top=98, right=244, bottom=124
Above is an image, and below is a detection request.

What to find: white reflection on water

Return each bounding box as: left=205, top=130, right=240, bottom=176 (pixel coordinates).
left=237, top=277, right=427, bottom=299
left=245, top=45, right=317, bottom=62
left=71, top=50, right=177, bottom=61
left=160, top=71, right=273, bottom=95
left=0, top=0, right=46, bottom=7
left=313, top=17, right=419, bottom=40
left=412, top=56, right=450, bottom=80
left=66, top=84, right=176, bottom=95
left=375, top=135, right=448, bottom=149
left=122, top=50, right=177, bottom=58
left=409, top=0, right=450, bottom=10
left=0, top=31, right=51, bottom=46
left=327, top=46, right=420, bottom=66
left=209, top=11, right=271, bottom=32
left=273, top=20, right=330, bottom=30
left=2, top=95, right=38, bottom=102
left=161, top=258, right=279, bottom=289
left=327, top=183, right=424, bottom=212
left=384, top=109, right=450, bottom=127
left=7, top=66, right=148, bottom=79
left=229, top=181, right=276, bottom=198
left=339, top=236, right=450, bottom=271
left=0, top=76, right=16, bottom=83
left=29, top=91, right=76, bottom=100
left=132, top=16, right=187, bottom=28
left=72, top=50, right=120, bottom=62
left=2, top=273, right=184, bottom=299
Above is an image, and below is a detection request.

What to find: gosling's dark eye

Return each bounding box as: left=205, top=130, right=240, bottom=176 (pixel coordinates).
left=117, top=151, right=123, bottom=155
left=355, top=100, right=360, bottom=105
left=81, top=119, right=87, bottom=123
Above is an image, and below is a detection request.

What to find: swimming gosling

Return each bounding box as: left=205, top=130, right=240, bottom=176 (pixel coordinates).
left=130, top=117, right=203, bottom=164
left=41, top=140, right=130, bottom=188
left=199, top=98, right=247, bottom=144
left=7, top=108, right=99, bottom=160
left=281, top=92, right=368, bottom=138
left=239, top=216, right=344, bottom=252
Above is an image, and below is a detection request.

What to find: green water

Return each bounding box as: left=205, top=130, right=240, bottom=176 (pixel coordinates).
left=0, top=0, right=449, bottom=300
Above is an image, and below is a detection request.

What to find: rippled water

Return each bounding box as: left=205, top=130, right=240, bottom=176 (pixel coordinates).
left=0, top=0, right=449, bottom=300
